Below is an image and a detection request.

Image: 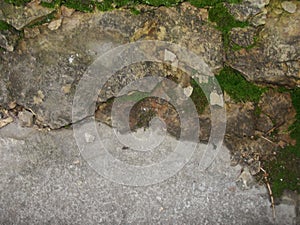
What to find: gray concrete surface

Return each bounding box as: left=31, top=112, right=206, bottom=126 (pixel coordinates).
left=0, top=122, right=297, bottom=224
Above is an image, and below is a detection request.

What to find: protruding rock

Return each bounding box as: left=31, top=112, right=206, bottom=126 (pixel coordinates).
left=18, top=110, right=34, bottom=127
left=183, top=86, right=193, bottom=98
left=281, top=1, right=297, bottom=13
left=226, top=0, right=270, bottom=24
left=48, top=18, right=62, bottom=31
left=0, top=1, right=55, bottom=30
left=210, top=91, right=224, bottom=107
left=227, top=1, right=300, bottom=87
left=0, top=33, right=13, bottom=51
left=61, top=5, right=75, bottom=17
left=0, top=5, right=223, bottom=129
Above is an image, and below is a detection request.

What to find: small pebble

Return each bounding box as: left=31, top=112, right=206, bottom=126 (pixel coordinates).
left=18, top=110, right=34, bottom=127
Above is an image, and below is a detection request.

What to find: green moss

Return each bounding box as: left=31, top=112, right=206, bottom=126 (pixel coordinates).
left=188, top=0, right=241, bottom=8
left=95, top=0, right=114, bottom=11
left=40, top=0, right=62, bottom=8
left=130, top=7, right=141, bottom=15
left=208, top=3, right=248, bottom=32
left=64, top=0, right=95, bottom=12
left=288, top=88, right=300, bottom=157
left=4, top=0, right=31, bottom=6
left=266, top=154, right=299, bottom=198
left=40, top=0, right=183, bottom=11
left=216, top=66, right=266, bottom=103
left=0, top=20, right=11, bottom=31
left=190, top=78, right=209, bottom=114
left=231, top=35, right=259, bottom=51
left=208, top=3, right=249, bottom=50
left=265, top=88, right=300, bottom=198
left=140, top=0, right=183, bottom=7
left=254, top=105, right=262, bottom=117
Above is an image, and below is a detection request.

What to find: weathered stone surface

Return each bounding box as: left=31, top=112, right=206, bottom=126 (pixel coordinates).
left=281, top=1, right=297, bottom=13
left=0, top=32, right=13, bottom=52
left=0, top=29, right=18, bottom=52
left=229, top=26, right=257, bottom=48
left=61, top=5, right=75, bottom=17
left=259, top=90, right=296, bottom=127
left=256, top=113, right=274, bottom=133
left=227, top=1, right=300, bottom=87
left=47, top=18, right=62, bottom=30
left=0, top=4, right=223, bottom=129
left=24, top=27, right=40, bottom=39
left=18, top=110, right=34, bottom=127
left=0, top=1, right=55, bottom=30
left=226, top=102, right=256, bottom=138
left=0, top=107, right=13, bottom=128
left=226, top=0, right=270, bottom=26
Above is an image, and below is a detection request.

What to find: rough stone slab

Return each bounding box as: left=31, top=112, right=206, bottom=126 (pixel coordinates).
left=227, top=1, right=300, bottom=87
left=226, top=0, right=270, bottom=25
left=0, top=122, right=297, bottom=224
left=0, top=1, right=55, bottom=30
left=0, top=4, right=223, bottom=129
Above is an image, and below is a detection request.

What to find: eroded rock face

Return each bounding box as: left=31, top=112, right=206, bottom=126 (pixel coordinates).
left=0, top=1, right=55, bottom=30
left=227, top=1, right=300, bottom=87
left=0, top=3, right=223, bottom=129
left=226, top=102, right=256, bottom=138
left=226, top=0, right=270, bottom=26
left=0, top=1, right=298, bottom=182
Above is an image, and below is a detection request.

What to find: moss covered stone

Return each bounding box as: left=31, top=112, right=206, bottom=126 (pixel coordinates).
left=216, top=66, right=266, bottom=103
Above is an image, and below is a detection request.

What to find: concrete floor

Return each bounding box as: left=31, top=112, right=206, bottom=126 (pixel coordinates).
left=0, top=122, right=297, bottom=224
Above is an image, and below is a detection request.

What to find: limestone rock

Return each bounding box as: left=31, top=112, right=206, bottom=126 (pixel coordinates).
left=0, top=29, right=19, bottom=52
left=0, top=107, right=13, bottom=128
left=229, top=27, right=257, bottom=48
left=0, top=1, right=55, bottom=30
left=0, top=5, right=223, bottom=129
left=226, top=0, right=270, bottom=25
left=61, top=5, right=75, bottom=17
left=227, top=1, right=300, bottom=87
left=18, top=110, right=34, bottom=127
left=48, top=18, right=62, bottom=31
left=0, top=33, right=13, bottom=52
left=281, top=1, right=297, bottom=13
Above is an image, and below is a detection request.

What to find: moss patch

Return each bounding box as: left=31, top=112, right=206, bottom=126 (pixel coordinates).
left=265, top=149, right=300, bottom=198
left=188, top=0, right=242, bottom=8
left=4, top=0, right=31, bottom=6
left=289, top=88, right=300, bottom=157
left=208, top=3, right=249, bottom=50
left=216, top=66, right=266, bottom=103
left=40, top=0, right=184, bottom=11
left=0, top=20, right=12, bottom=31
left=264, top=88, right=300, bottom=198
left=190, top=78, right=209, bottom=114
left=16, top=0, right=243, bottom=12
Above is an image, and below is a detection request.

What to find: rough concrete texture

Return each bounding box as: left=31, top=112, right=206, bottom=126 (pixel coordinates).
left=0, top=122, right=297, bottom=224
